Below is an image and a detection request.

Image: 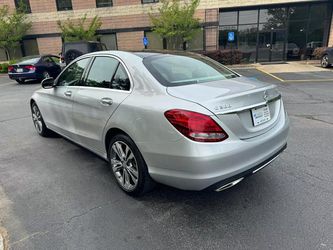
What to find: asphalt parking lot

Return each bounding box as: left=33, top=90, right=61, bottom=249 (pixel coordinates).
left=0, top=68, right=332, bottom=250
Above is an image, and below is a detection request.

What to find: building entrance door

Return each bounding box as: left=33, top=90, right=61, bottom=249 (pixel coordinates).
left=257, top=29, right=286, bottom=62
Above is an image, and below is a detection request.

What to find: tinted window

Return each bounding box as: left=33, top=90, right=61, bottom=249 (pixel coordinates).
left=143, top=55, right=238, bottom=87
left=85, top=57, right=119, bottom=88
left=142, top=0, right=158, bottom=3
left=14, top=0, right=31, bottom=13
left=96, top=0, right=112, bottom=7
left=111, top=64, right=130, bottom=90
left=219, top=11, right=238, bottom=25
left=56, top=0, right=72, bottom=11
left=57, top=58, right=90, bottom=86
left=239, top=10, right=258, bottom=24
left=42, top=57, right=54, bottom=64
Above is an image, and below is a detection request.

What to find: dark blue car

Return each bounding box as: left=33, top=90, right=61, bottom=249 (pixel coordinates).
left=8, top=55, right=62, bottom=84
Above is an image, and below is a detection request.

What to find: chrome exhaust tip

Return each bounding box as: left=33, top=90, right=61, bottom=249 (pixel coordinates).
left=215, top=177, right=244, bottom=192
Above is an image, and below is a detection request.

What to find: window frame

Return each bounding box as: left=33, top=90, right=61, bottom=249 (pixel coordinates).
left=14, top=0, right=31, bottom=13
left=96, top=0, right=113, bottom=8
left=141, top=0, right=159, bottom=4
left=55, top=0, right=73, bottom=11
left=55, top=56, right=92, bottom=87
left=81, top=55, right=133, bottom=92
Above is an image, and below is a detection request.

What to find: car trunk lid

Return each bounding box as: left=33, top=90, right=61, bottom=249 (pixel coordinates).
left=166, top=77, right=282, bottom=139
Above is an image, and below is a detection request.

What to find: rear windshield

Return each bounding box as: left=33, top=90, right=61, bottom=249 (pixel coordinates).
left=143, top=54, right=238, bottom=87
left=17, top=56, right=40, bottom=64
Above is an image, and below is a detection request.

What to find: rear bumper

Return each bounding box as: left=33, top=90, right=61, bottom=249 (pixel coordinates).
left=140, top=109, right=289, bottom=191
left=206, top=143, right=287, bottom=191
left=8, top=72, right=41, bottom=80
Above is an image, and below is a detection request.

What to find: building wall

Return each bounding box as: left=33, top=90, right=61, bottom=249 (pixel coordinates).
left=329, top=17, right=333, bottom=47
left=1, top=0, right=332, bottom=54
left=37, top=37, right=62, bottom=55
left=117, top=31, right=144, bottom=50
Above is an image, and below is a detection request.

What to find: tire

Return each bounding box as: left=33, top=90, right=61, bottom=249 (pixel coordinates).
left=321, top=54, right=330, bottom=68
left=108, top=134, right=155, bottom=196
left=16, top=79, right=25, bottom=84
left=31, top=102, right=52, bottom=137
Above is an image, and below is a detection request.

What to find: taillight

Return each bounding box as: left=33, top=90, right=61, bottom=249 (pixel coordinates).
left=8, top=66, right=14, bottom=72
left=164, top=109, right=228, bottom=142
left=24, top=65, right=36, bottom=71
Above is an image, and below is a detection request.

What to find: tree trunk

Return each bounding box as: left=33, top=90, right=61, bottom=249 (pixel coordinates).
left=163, top=38, right=167, bottom=50
left=4, top=48, right=10, bottom=61
left=182, top=41, right=187, bottom=51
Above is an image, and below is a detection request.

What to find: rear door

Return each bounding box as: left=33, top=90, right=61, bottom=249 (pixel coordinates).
left=40, top=57, right=91, bottom=139
left=72, top=56, right=131, bottom=154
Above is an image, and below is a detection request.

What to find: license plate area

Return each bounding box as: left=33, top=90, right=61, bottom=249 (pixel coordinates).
left=251, top=105, right=271, bottom=126
left=16, top=68, right=23, bottom=73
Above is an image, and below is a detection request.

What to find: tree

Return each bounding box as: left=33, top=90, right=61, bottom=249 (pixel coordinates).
left=57, top=14, right=102, bottom=42
left=0, top=4, right=31, bottom=60
left=149, top=0, right=200, bottom=50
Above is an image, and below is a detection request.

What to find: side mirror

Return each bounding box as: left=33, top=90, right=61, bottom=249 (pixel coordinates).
left=41, top=77, right=55, bottom=89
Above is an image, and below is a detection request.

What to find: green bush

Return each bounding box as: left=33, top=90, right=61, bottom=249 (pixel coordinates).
left=0, top=63, right=9, bottom=73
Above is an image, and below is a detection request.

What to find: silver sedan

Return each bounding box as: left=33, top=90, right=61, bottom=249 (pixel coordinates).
left=30, top=51, right=289, bottom=196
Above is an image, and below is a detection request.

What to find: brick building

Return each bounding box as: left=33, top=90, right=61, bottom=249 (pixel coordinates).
left=0, top=0, right=332, bottom=62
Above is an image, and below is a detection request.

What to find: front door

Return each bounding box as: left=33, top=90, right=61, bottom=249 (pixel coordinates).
left=258, top=29, right=286, bottom=62
left=73, top=56, right=131, bottom=155
left=40, top=57, right=91, bottom=139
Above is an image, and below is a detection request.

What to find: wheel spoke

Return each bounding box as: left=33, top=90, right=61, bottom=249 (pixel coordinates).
left=127, top=165, right=138, bottom=181
left=126, top=152, right=135, bottom=163
left=124, top=169, right=130, bottom=187
left=111, top=159, right=122, bottom=172
left=112, top=142, right=124, bottom=160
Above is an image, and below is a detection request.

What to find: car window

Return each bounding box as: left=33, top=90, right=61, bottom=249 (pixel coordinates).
left=43, top=57, right=54, bottom=64
left=84, top=57, right=119, bottom=88
left=143, top=54, right=238, bottom=87
left=50, top=56, right=60, bottom=64
left=111, top=64, right=130, bottom=91
left=57, top=58, right=90, bottom=86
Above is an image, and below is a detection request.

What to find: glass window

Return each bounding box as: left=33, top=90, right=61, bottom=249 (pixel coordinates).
left=56, top=0, right=73, bottom=11
left=143, top=54, right=238, bottom=87
left=22, top=39, right=39, bottom=56
left=42, top=57, right=55, bottom=64
left=238, top=24, right=258, bottom=62
left=57, top=58, right=90, bottom=86
left=219, top=11, right=238, bottom=25
left=99, top=34, right=117, bottom=50
left=219, top=26, right=237, bottom=49
left=287, top=20, right=307, bottom=59
left=142, top=0, right=158, bottom=3
left=85, top=57, right=119, bottom=88
left=96, top=0, right=112, bottom=8
left=289, top=6, right=308, bottom=21
left=309, top=4, right=330, bottom=22
left=239, top=10, right=258, bottom=24
left=14, top=0, right=31, bottom=13
left=259, top=8, right=287, bottom=28
left=111, top=64, right=130, bottom=91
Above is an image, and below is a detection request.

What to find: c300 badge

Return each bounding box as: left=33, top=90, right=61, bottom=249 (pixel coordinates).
left=214, top=104, right=232, bottom=111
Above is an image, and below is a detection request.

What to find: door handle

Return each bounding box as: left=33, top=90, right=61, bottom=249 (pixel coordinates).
left=64, top=91, right=72, bottom=97
left=100, top=97, right=113, bottom=106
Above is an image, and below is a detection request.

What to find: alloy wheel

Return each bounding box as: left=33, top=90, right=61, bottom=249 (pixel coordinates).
left=110, top=141, right=139, bottom=191
left=321, top=55, right=329, bottom=68
left=32, top=104, right=43, bottom=134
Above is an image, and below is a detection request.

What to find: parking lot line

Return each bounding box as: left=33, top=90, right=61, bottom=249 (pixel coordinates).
left=256, top=68, right=333, bottom=83
left=256, top=68, right=285, bottom=82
